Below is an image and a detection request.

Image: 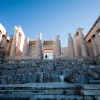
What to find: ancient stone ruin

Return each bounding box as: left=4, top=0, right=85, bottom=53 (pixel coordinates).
left=0, top=16, right=100, bottom=100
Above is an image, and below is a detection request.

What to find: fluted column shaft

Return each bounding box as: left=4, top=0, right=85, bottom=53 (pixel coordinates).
left=95, top=33, right=100, bottom=54
left=10, top=33, right=18, bottom=57
left=91, top=37, right=98, bottom=57
left=86, top=41, right=93, bottom=57
left=1, top=36, right=6, bottom=48
left=36, top=35, right=42, bottom=59
left=22, top=37, right=29, bottom=56
left=0, top=32, right=2, bottom=46
left=55, top=35, right=61, bottom=57
left=78, top=28, right=87, bottom=57
left=68, top=33, right=75, bottom=57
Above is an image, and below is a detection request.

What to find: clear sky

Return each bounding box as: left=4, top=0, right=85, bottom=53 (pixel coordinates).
left=0, top=0, right=100, bottom=47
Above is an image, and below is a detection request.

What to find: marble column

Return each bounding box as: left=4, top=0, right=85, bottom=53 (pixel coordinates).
left=0, top=31, right=2, bottom=46
left=95, top=33, right=100, bottom=54
left=22, top=37, right=29, bottom=56
left=78, top=28, right=87, bottom=57
left=54, top=35, right=61, bottom=58
left=73, top=36, right=78, bottom=57
left=36, top=33, right=42, bottom=59
left=91, top=37, right=98, bottom=57
left=86, top=41, right=93, bottom=57
left=1, top=36, right=6, bottom=48
left=68, top=33, right=75, bottom=57
left=6, top=41, right=11, bottom=56
left=10, top=33, right=18, bottom=57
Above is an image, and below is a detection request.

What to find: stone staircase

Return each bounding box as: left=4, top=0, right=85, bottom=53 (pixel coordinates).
left=0, top=82, right=100, bottom=100
left=0, top=58, right=100, bottom=99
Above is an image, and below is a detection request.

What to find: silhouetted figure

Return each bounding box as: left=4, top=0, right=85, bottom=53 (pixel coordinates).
left=45, top=55, right=48, bottom=59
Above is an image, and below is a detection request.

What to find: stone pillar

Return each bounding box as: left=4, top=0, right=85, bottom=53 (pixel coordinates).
left=95, top=33, right=100, bottom=54
left=36, top=33, right=42, bottom=59
left=16, top=34, right=25, bottom=56
left=91, top=37, right=98, bottom=57
left=78, top=28, right=87, bottom=57
left=10, top=33, right=18, bottom=57
left=6, top=41, right=11, bottom=56
left=86, top=41, right=93, bottom=57
left=1, top=36, right=6, bottom=48
left=68, top=33, right=75, bottom=57
left=22, top=37, right=29, bottom=56
left=54, top=35, right=61, bottom=58
left=0, top=31, right=2, bottom=46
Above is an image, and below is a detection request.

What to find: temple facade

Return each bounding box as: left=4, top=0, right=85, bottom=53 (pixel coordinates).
left=0, top=16, right=100, bottom=59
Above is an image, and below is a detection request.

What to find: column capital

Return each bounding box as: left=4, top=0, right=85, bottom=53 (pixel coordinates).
left=68, top=33, right=71, bottom=36
left=37, top=32, right=42, bottom=40
left=78, top=28, right=84, bottom=30
left=78, top=28, right=84, bottom=35
left=56, top=35, right=60, bottom=38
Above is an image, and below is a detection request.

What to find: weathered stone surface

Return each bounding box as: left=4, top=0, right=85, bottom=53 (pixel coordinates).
left=83, top=85, right=100, bottom=89
left=1, top=75, right=13, bottom=84
left=0, top=58, right=100, bottom=84
left=81, top=90, right=100, bottom=95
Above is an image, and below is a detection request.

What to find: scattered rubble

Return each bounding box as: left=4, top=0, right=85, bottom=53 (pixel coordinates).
left=0, top=58, right=100, bottom=84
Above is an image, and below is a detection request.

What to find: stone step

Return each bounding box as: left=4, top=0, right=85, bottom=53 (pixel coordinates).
left=82, top=84, right=100, bottom=89
left=0, top=94, right=32, bottom=98
left=31, top=94, right=84, bottom=99
left=89, top=80, right=100, bottom=84
left=0, top=89, right=77, bottom=95
left=0, top=94, right=84, bottom=99
left=81, top=90, right=100, bottom=95
left=0, top=83, right=77, bottom=90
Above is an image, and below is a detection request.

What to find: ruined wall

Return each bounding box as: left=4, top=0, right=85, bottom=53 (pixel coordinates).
left=0, top=16, right=100, bottom=59
left=61, top=47, right=69, bottom=57
left=0, top=58, right=100, bottom=84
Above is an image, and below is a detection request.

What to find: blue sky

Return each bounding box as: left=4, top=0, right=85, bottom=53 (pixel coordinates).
left=0, top=0, right=100, bottom=47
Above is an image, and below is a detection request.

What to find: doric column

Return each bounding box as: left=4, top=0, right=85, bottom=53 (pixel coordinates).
left=91, top=37, right=98, bottom=57
left=16, top=35, right=23, bottom=56
left=15, top=26, right=25, bottom=56
left=54, top=35, right=61, bottom=57
left=86, top=41, right=93, bottom=57
left=95, top=33, right=100, bottom=54
left=1, top=36, right=6, bottom=48
left=36, top=33, right=42, bottom=59
left=68, top=33, right=75, bottom=57
left=22, top=37, right=29, bottom=56
left=78, top=28, right=87, bottom=57
left=10, top=33, right=18, bottom=57
left=0, top=31, right=2, bottom=46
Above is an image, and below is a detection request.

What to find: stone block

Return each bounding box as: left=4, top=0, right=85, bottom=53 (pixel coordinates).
left=1, top=69, right=16, bottom=76
left=45, top=90, right=63, bottom=94
left=89, top=80, right=100, bottom=84
left=94, top=96, right=100, bottom=100
left=81, top=90, right=100, bottom=95
left=83, top=85, right=99, bottom=89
